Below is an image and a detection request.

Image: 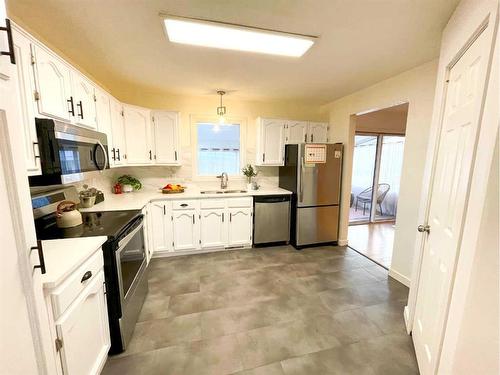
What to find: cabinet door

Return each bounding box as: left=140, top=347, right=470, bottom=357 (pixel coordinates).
left=123, top=105, right=152, bottom=164
left=260, top=119, right=285, bottom=165
left=150, top=202, right=172, bottom=254
left=56, top=271, right=110, bottom=375
left=228, top=208, right=252, bottom=246
left=172, top=210, right=199, bottom=251
left=200, top=209, right=226, bottom=248
left=32, top=45, right=72, bottom=121
left=286, top=121, right=308, bottom=144
left=95, top=89, right=113, bottom=162
left=308, top=122, right=329, bottom=143
left=71, top=72, right=97, bottom=129
left=152, top=111, right=180, bottom=165
left=11, top=29, right=41, bottom=176
left=110, top=99, right=126, bottom=166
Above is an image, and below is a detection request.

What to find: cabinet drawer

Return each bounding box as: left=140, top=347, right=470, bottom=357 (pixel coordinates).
left=200, top=199, right=225, bottom=209
left=172, top=200, right=200, bottom=210
left=226, top=197, right=253, bottom=208
left=50, top=249, right=104, bottom=319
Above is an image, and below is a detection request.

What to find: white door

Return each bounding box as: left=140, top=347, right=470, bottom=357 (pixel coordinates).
left=261, top=119, right=285, bottom=165
left=123, top=105, right=151, bottom=164
left=308, top=122, right=329, bottom=143
left=11, top=28, right=41, bottom=176
left=95, top=89, right=113, bottom=161
left=0, top=37, right=55, bottom=373
left=228, top=208, right=252, bottom=246
left=172, top=210, right=200, bottom=251
left=56, top=272, right=110, bottom=375
left=286, top=120, right=308, bottom=144
left=32, top=45, right=72, bottom=121
left=152, top=111, right=180, bottom=164
left=71, top=72, right=97, bottom=129
left=110, top=99, right=126, bottom=166
left=412, top=29, right=492, bottom=375
left=200, top=209, right=227, bottom=248
left=150, top=202, right=172, bottom=254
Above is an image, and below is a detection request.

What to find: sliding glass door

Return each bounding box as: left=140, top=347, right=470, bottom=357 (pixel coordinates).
left=349, top=133, right=405, bottom=224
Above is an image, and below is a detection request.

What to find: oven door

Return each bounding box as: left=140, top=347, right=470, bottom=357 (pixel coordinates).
left=115, top=219, right=147, bottom=305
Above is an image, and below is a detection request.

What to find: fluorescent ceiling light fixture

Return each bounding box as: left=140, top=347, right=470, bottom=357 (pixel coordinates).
left=162, top=16, right=315, bottom=57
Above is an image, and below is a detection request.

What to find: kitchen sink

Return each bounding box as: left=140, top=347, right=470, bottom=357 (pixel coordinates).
left=200, top=190, right=247, bottom=194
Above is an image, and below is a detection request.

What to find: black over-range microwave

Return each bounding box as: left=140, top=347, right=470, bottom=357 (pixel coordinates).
left=29, top=118, right=109, bottom=186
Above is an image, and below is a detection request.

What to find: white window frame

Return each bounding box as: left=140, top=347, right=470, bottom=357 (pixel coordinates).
left=190, top=114, right=247, bottom=180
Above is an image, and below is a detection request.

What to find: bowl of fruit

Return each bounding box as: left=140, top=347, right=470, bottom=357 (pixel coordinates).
left=161, top=184, right=185, bottom=194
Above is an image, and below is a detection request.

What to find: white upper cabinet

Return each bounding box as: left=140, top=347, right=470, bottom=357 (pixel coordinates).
left=122, top=104, right=152, bottom=164
left=308, top=122, right=329, bottom=143
left=172, top=210, right=200, bottom=251
left=71, top=71, right=97, bottom=129
left=256, top=118, right=286, bottom=166
left=95, top=89, right=113, bottom=159
left=200, top=209, right=226, bottom=248
left=11, top=28, right=41, bottom=176
left=32, top=44, right=72, bottom=121
left=151, top=111, right=180, bottom=165
left=109, top=99, right=126, bottom=166
left=286, top=120, right=308, bottom=144
left=228, top=208, right=253, bottom=246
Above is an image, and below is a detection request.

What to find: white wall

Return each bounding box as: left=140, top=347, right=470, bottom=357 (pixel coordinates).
left=324, top=60, right=438, bottom=284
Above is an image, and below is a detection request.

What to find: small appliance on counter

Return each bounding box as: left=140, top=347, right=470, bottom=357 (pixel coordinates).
left=31, top=185, right=148, bottom=355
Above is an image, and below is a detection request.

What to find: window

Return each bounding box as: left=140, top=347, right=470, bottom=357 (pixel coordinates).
left=197, top=122, right=241, bottom=175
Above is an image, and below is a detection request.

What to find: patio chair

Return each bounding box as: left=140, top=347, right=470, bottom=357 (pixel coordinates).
left=355, top=183, right=391, bottom=216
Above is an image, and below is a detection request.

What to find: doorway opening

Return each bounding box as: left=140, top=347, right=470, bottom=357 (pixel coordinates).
left=348, top=103, right=408, bottom=268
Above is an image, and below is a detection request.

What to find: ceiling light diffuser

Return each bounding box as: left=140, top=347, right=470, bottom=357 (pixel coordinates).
left=162, top=16, right=315, bottom=57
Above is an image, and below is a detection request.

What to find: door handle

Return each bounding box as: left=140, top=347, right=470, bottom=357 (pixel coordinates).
left=180, top=203, right=188, bottom=207
left=149, top=150, right=152, bottom=160
left=67, top=96, right=75, bottom=116
left=0, top=19, right=16, bottom=64
left=31, top=240, right=46, bottom=274
left=417, top=225, right=430, bottom=234
left=222, top=212, right=224, bottom=222
left=192, top=214, right=195, bottom=224
left=117, top=148, right=121, bottom=161
left=311, top=134, right=314, bottom=142
left=111, top=148, right=116, bottom=161
left=77, top=101, right=84, bottom=119
left=81, top=271, right=92, bottom=283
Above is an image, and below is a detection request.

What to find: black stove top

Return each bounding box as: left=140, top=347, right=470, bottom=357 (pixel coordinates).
left=35, top=210, right=142, bottom=240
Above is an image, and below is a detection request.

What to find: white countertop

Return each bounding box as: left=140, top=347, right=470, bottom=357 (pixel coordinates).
left=80, top=186, right=292, bottom=212
left=41, top=237, right=107, bottom=288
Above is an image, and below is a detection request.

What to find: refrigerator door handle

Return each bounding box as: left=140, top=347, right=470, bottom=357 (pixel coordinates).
left=299, top=156, right=304, bottom=202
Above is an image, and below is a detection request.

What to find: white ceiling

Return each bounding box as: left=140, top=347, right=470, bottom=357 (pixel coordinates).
left=7, top=0, right=459, bottom=103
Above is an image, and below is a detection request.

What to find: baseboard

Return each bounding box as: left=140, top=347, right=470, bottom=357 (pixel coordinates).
left=337, top=239, right=348, bottom=246
left=388, top=268, right=411, bottom=287
left=403, top=305, right=412, bottom=334
left=151, top=245, right=251, bottom=258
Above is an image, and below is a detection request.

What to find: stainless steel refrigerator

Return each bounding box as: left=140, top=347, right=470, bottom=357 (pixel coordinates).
left=279, top=143, right=343, bottom=247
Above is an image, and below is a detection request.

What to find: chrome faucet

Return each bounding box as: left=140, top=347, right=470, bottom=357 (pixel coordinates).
left=217, top=172, right=228, bottom=189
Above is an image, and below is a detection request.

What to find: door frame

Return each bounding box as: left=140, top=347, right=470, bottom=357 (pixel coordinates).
left=405, top=0, right=499, bottom=369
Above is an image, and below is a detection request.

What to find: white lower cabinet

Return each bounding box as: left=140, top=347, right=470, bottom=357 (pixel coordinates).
left=228, top=208, right=253, bottom=246
left=200, top=209, right=226, bottom=248
left=172, top=209, right=200, bottom=251
left=44, top=248, right=110, bottom=375
left=56, top=272, right=109, bottom=375
left=149, top=201, right=173, bottom=255
left=148, top=197, right=253, bottom=256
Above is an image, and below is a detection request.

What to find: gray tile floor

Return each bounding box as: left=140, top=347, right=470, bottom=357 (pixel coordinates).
left=103, top=245, right=419, bottom=375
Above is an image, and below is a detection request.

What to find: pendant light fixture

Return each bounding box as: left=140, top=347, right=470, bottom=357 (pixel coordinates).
left=216, top=90, right=226, bottom=125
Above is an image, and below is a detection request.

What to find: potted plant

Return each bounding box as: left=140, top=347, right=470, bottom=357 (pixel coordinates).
left=117, top=175, right=142, bottom=193
left=242, top=164, right=258, bottom=190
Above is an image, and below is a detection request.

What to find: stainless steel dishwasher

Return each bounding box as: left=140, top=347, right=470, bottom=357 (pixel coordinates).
left=253, top=195, right=291, bottom=245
